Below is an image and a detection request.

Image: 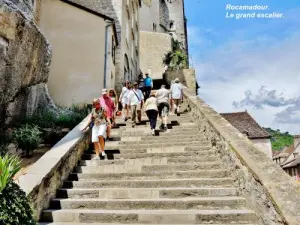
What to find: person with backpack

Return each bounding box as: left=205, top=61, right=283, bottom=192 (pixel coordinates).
left=156, top=84, right=171, bottom=131
left=143, top=73, right=153, bottom=100
left=127, top=82, right=144, bottom=127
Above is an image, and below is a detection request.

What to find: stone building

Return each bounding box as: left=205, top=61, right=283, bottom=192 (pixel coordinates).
left=60, top=0, right=142, bottom=93
left=139, top=0, right=188, bottom=79
left=220, top=111, right=272, bottom=159
left=36, top=0, right=119, bottom=106
left=274, top=135, right=300, bottom=180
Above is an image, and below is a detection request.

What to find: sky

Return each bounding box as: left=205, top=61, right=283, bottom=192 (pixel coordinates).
left=185, top=0, right=300, bottom=135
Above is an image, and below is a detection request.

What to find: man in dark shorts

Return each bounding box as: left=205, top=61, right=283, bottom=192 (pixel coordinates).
left=156, top=85, right=171, bottom=131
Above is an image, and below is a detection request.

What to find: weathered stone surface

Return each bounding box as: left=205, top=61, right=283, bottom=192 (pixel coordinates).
left=183, top=89, right=300, bottom=225
left=0, top=0, right=53, bottom=127
left=18, top=116, right=90, bottom=220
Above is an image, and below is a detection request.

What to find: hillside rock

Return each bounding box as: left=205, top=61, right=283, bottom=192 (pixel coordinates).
left=0, top=0, right=56, bottom=127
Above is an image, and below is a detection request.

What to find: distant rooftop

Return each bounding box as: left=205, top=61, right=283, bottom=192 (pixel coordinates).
left=220, top=111, right=271, bottom=139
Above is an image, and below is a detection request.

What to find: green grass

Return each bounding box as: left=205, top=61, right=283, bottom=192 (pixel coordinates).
left=264, top=127, right=294, bottom=151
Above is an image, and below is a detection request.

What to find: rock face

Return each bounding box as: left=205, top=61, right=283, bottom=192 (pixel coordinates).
left=0, top=0, right=54, bottom=127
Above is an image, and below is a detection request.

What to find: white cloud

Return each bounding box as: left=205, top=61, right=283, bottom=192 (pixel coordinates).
left=190, top=25, right=300, bottom=135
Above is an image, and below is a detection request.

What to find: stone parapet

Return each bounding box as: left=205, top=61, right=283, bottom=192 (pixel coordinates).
left=18, top=116, right=91, bottom=220
left=183, top=89, right=300, bottom=225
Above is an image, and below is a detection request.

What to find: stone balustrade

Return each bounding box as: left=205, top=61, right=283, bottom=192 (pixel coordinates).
left=18, top=116, right=91, bottom=220
left=183, top=89, right=300, bottom=225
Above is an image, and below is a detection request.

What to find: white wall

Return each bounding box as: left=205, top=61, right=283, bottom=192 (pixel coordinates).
left=251, top=139, right=272, bottom=159
left=39, top=0, right=114, bottom=106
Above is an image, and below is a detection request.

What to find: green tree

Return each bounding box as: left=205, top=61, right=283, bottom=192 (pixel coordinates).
left=163, top=38, right=188, bottom=70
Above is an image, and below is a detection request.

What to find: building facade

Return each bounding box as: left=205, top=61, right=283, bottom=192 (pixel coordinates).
left=274, top=135, right=300, bottom=180
left=63, top=0, right=142, bottom=93
left=36, top=0, right=119, bottom=106
left=139, top=0, right=188, bottom=79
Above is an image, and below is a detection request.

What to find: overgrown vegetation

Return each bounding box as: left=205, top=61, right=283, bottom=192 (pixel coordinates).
left=264, top=127, right=294, bottom=151
left=12, top=124, right=42, bottom=157
left=13, top=104, right=90, bottom=130
left=0, top=154, right=36, bottom=225
left=163, top=38, right=188, bottom=70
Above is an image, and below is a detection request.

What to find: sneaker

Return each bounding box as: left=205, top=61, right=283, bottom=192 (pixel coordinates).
left=92, top=155, right=100, bottom=160
left=132, top=124, right=135, bottom=128
left=101, top=151, right=106, bottom=157
left=151, top=129, right=155, bottom=135
left=124, top=117, right=128, bottom=122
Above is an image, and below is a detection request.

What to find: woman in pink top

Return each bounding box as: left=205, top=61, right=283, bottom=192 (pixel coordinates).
left=99, top=89, right=115, bottom=140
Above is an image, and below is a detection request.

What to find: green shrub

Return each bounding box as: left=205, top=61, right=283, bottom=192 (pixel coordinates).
left=0, top=154, right=21, bottom=192
left=12, top=124, right=42, bottom=156
left=0, top=154, right=36, bottom=224
left=0, top=182, right=36, bottom=225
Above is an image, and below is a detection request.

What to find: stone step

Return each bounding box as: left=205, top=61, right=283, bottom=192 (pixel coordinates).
left=105, top=141, right=210, bottom=149
left=141, top=162, right=221, bottom=172
left=140, top=134, right=205, bottom=140
left=105, top=145, right=212, bottom=152
left=41, top=209, right=257, bottom=224
left=112, top=129, right=202, bottom=137
left=49, top=196, right=246, bottom=210
left=83, top=149, right=216, bottom=160
left=74, top=162, right=222, bottom=174
left=79, top=155, right=218, bottom=166
left=56, top=187, right=239, bottom=199
left=117, top=138, right=207, bottom=145
left=112, top=150, right=217, bottom=159
left=40, top=223, right=258, bottom=225
left=62, top=178, right=234, bottom=189
left=69, top=170, right=229, bottom=181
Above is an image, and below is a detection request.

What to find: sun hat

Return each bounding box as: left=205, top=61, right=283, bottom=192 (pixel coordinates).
left=102, top=89, right=108, bottom=94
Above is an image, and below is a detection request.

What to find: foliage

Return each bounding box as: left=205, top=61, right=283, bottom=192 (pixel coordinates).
left=0, top=154, right=21, bottom=192
left=264, top=127, right=294, bottom=151
left=163, top=38, right=188, bottom=70
left=12, top=124, right=42, bottom=156
left=13, top=104, right=90, bottom=130
left=0, top=182, right=36, bottom=225
left=0, top=132, right=10, bottom=157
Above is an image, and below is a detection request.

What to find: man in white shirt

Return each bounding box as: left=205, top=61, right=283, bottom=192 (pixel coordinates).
left=170, top=78, right=184, bottom=116
left=127, top=82, right=144, bottom=127
left=156, top=85, right=171, bottom=131
left=119, top=81, right=130, bottom=121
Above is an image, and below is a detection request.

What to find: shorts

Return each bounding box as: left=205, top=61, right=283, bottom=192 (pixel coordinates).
left=158, top=102, right=170, bottom=117
left=91, top=124, right=107, bottom=142
left=173, top=99, right=181, bottom=106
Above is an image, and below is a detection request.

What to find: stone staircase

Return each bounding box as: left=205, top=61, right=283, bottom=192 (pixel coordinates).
left=39, top=109, right=258, bottom=224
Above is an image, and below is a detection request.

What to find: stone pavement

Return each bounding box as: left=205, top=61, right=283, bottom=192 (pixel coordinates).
left=38, top=109, right=258, bottom=224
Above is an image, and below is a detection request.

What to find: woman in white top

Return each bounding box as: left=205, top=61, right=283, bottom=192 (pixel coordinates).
left=144, top=91, right=158, bottom=135
left=119, top=81, right=130, bottom=121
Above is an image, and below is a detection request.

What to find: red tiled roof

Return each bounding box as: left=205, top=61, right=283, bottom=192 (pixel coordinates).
left=220, top=111, right=271, bottom=139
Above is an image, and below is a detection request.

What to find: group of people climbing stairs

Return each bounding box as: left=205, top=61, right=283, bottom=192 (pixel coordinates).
left=38, top=100, right=259, bottom=224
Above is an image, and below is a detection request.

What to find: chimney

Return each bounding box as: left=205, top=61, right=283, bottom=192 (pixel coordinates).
left=294, top=135, right=300, bottom=149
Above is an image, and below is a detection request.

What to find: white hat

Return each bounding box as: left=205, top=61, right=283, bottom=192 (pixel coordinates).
left=102, top=89, right=108, bottom=94
left=175, top=78, right=179, bottom=82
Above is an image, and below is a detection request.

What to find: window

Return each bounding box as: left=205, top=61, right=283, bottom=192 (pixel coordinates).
left=112, top=37, right=116, bottom=65
left=153, top=23, right=157, bottom=31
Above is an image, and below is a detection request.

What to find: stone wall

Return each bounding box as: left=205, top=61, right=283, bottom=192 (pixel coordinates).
left=183, top=89, right=300, bottom=225
left=0, top=0, right=53, bottom=127
left=18, top=116, right=90, bottom=220
left=139, top=31, right=171, bottom=79
left=164, top=69, right=197, bottom=94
